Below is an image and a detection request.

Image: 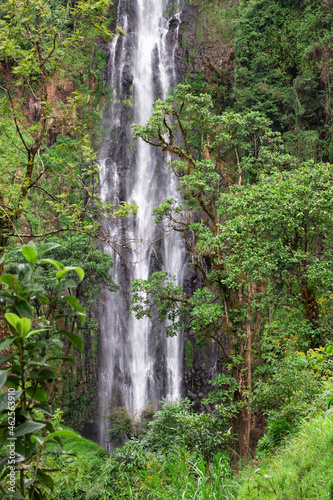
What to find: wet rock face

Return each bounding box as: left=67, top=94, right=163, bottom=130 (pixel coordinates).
left=176, top=3, right=234, bottom=94
left=172, top=2, right=236, bottom=405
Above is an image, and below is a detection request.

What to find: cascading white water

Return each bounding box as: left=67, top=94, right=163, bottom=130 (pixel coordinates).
left=98, top=0, right=184, bottom=448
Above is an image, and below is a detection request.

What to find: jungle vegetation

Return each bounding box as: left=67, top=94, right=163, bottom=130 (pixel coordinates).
left=1, top=0, right=333, bottom=498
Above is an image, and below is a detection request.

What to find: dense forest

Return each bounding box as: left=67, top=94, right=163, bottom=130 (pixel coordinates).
left=1, top=0, right=333, bottom=498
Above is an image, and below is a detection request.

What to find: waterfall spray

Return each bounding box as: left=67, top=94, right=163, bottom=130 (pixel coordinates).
left=98, top=0, right=184, bottom=449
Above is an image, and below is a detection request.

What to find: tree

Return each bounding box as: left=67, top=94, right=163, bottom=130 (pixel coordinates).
left=0, top=0, right=129, bottom=252
left=131, top=84, right=279, bottom=460
left=131, top=84, right=333, bottom=460
left=218, top=162, right=333, bottom=347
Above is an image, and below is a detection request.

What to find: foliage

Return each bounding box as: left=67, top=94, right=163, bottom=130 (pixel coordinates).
left=131, top=80, right=333, bottom=460
left=254, top=347, right=331, bottom=453
left=142, top=399, right=229, bottom=461
left=106, top=399, right=229, bottom=463
left=106, top=403, right=155, bottom=444
left=0, top=241, right=86, bottom=498
left=0, top=0, right=130, bottom=248
left=4, top=234, right=118, bottom=428
left=234, top=0, right=333, bottom=159
left=237, top=412, right=333, bottom=499
left=216, top=162, right=333, bottom=342
left=100, top=443, right=238, bottom=500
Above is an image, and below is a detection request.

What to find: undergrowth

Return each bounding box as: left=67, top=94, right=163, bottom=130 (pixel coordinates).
left=238, top=414, right=333, bottom=499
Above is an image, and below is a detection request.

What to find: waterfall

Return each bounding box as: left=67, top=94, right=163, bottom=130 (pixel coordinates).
left=98, top=0, right=184, bottom=449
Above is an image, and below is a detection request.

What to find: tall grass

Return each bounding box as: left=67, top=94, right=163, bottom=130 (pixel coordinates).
left=237, top=414, right=333, bottom=500
left=108, top=448, right=238, bottom=500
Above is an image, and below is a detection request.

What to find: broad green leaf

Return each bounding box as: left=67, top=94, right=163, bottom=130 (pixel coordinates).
left=15, top=300, right=32, bottom=318
left=0, top=274, right=18, bottom=290
left=14, top=435, right=36, bottom=460
left=31, top=369, right=57, bottom=381
left=36, top=295, right=49, bottom=305
left=36, top=470, right=54, bottom=491
left=62, top=296, right=86, bottom=324
left=16, top=318, right=31, bottom=338
left=63, top=296, right=85, bottom=313
left=0, top=337, right=16, bottom=351
left=37, top=242, right=60, bottom=256
left=47, top=356, right=75, bottom=364
left=0, top=390, right=22, bottom=413
left=4, top=313, right=20, bottom=331
left=17, top=265, right=32, bottom=284
left=22, top=245, right=37, bottom=265
left=58, top=279, right=77, bottom=291
left=14, top=421, right=45, bottom=437
left=0, top=354, right=15, bottom=364
left=31, top=434, right=45, bottom=445
left=44, top=430, right=81, bottom=442
left=26, top=386, right=48, bottom=402
left=0, top=370, right=9, bottom=389
left=5, top=375, right=20, bottom=389
left=56, top=266, right=84, bottom=281
left=24, top=284, right=43, bottom=293
left=4, top=493, right=25, bottom=499
left=26, top=328, right=49, bottom=339
left=32, top=403, right=53, bottom=417
left=58, top=330, right=84, bottom=351
left=38, top=258, right=62, bottom=270
left=327, top=345, right=333, bottom=355
left=27, top=357, right=47, bottom=367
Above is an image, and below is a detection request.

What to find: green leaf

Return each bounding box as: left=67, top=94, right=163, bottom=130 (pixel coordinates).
left=36, top=295, right=49, bottom=305
left=36, top=470, right=54, bottom=491
left=0, top=337, right=16, bottom=351
left=0, top=274, right=18, bottom=290
left=4, top=493, right=25, bottom=499
left=26, top=328, right=48, bottom=339
left=0, top=354, right=15, bottom=364
left=58, top=330, right=84, bottom=352
left=31, top=434, right=45, bottom=445
left=32, top=403, right=53, bottom=417
left=14, top=300, right=32, bottom=318
left=14, top=434, right=36, bottom=460
left=47, top=356, right=75, bottom=364
left=16, top=318, right=31, bottom=338
left=63, top=296, right=86, bottom=324
left=5, top=375, right=20, bottom=389
left=324, top=407, right=333, bottom=419
left=0, top=370, right=9, bottom=389
left=14, top=421, right=45, bottom=437
left=37, top=242, right=60, bottom=256
left=44, top=430, right=81, bottom=442
left=0, top=390, right=22, bottom=412
left=62, top=297, right=86, bottom=324
left=4, top=313, right=20, bottom=331
left=38, top=258, right=62, bottom=270
left=56, top=266, right=84, bottom=281
left=326, top=345, right=333, bottom=355
left=22, top=245, right=38, bottom=265
left=58, top=279, right=77, bottom=291
left=31, top=369, right=57, bottom=381
left=26, top=386, right=48, bottom=402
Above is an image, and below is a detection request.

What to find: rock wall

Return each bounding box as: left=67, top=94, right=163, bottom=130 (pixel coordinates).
left=173, top=1, right=236, bottom=408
